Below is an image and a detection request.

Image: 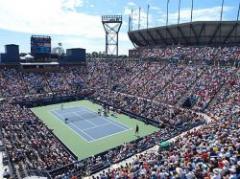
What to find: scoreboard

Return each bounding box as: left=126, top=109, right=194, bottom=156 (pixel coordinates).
left=31, top=35, right=51, bottom=57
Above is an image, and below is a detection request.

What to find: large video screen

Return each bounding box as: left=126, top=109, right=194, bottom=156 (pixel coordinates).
left=31, top=36, right=51, bottom=56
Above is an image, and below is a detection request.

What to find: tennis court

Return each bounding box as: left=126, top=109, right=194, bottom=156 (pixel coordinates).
left=52, top=107, right=130, bottom=142
left=31, top=100, right=159, bottom=160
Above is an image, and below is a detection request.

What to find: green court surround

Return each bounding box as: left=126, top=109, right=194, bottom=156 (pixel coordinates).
left=31, top=100, right=159, bottom=160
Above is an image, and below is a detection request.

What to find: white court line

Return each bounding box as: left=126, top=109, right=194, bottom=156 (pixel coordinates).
left=103, top=115, right=131, bottom=130
left=51, top=108, right=98, bottom=142
left=85, top=127, right=133, bottom=143
left=72, top=112, right=98, bottom=127
left=49, top=107, right=88, bottom=115
left=47, top=110, right=93, bottom=143
left=50, top=106, right=133, bottom=143
left=53, top=109, right=87, bottom=115
left=79, top=107, right=130, bottom=130
left=69, top=123, right=95, bottom=141
left=100, top=116, right=129, bottom=131
left=82, top=122, right=112, bottom=131
left=69, top=109, right=132, bottom=142
left=64, top=112, right=100, bottom=141
left=72, top=112, right=97, bottom=127
left=59, top=106, right=126, bottom=127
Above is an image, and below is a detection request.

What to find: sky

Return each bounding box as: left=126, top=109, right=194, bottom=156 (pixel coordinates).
left=0, top=0, right=239, bottom=55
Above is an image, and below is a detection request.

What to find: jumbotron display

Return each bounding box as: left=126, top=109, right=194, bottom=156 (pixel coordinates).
left=31, top=35, right=51, bottom=58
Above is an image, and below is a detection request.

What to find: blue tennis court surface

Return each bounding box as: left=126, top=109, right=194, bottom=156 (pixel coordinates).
left=51, top=107, right=130, bottom=142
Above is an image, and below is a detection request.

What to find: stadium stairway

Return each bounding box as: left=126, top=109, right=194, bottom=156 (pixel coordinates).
left=0, top=152, right=10, bottom=179
left=19, top=71, right=29, bottom=95
left=84, top=145, right=160, bottom=179
left=151, top=64, right=186, bottom=100
left=43, top=74, right=54, bottom=93
left=88, top=62, right=97, bottom=80
left=204, top=67, right=240, bottom=112
left=86, top=112, right=215, bottom=179
left=191, top=66, right=235, bottom=112
left=130, top=63, right=167, bottom=95
left=202, top=82, right=226, bottom=111
left=117, top=62, right=149, bottom=92
left=176, top=67, right=207, bottom=107
left=138, top=63, right=168, bottom=95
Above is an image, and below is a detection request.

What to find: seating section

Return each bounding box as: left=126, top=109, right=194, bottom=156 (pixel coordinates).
left=0, top=66, right=87, bottom=97
left=23, top=72, right=51, bottom=94
left=93, top=90, right=204, bottom=129
left=207, top=68, right=240, bottom=119
left=0, top=68, right=27, bottom=97
left=95, top=112, right=240, bottom=179
left=191, top=67, right=235, bottom=111
left=0, top=104, right=76, bottom=178
left=0, top=49, right=239, bottom=178
left=154, top=65, right=204, bottom=105
left=135, top=46, right=240, bottom=63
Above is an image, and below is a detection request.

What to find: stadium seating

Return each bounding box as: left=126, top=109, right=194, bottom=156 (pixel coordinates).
left=95, top=112, right=240, bottom=179
left=0, top=47, right=240, bottom=178
left=0, top=104, right=75, bottom=178
left=135, top=46, right=240, bottom=64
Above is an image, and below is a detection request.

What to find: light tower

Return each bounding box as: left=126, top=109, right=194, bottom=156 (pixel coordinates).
left=102, top=15, right=122, bottom=56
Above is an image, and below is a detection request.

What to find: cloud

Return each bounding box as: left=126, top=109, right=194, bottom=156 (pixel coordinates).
left=124, top=3, right=152, bottom=29
left=151, top=6, right=161, bottom=11
left=128, top=5, right=233, bottom=29
left=168, top=6, right=233, bottom=24
left=0, top=0, right=132, bottom=54
left=62, top=0, right=84, bottom=11
left=0, top=0, right=106, bottom=39
left=127, top=2, right=137, bottom=7
left=153, top=6, right=233, bottom=26
left=1, top=0, right=232, bottom=54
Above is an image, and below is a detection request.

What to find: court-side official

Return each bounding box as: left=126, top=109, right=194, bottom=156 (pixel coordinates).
left=98, top=109, right=101, bottom=116
left=64, top=118, right=69, bottom=124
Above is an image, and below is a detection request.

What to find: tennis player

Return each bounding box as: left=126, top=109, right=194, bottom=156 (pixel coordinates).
left=98, top=109, right=101, bottom=116
left=64, top=118, right=69, bottom=124
left=135, top=124, right=139, bottom=135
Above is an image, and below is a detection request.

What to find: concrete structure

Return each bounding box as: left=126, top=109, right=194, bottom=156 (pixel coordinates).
left=0, top=44, right=19, bottom=63
left=64, top=48, right=86, bottom=62
left=128, top=21, right=240, bottom=47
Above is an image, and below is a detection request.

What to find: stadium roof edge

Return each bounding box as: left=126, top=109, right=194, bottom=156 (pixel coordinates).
left=128, top=21, right=240, bottom=47
left=129, top=21, right=239, bottom=33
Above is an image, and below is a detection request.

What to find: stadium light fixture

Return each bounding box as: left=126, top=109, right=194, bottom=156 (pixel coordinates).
left=190, top=0, right=194, bottom=23
left=220, top=0, right=225, bottom=22
left=138, top=7, right=141, bottom=30
left=147, top=4, right=150, bottom=29
left=166, top=0, right=170, bottom=26
left=102, top=15, right=122, bottom=57
left=178, top=0, right=181, bottom=25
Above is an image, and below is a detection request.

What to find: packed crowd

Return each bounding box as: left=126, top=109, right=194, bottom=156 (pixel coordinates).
left=95, top=112, right=240, bottom=179
left=154, top=65, right=204, bottom=105
left=52, top=92, right=204, bottom=178
left=0, top=66, right=87, bottom=98
left=0, top=55, right=239, bottom=178
left=0, top=68, right=28, bottom=97
left=207, top=68, right=240, bottom=119
left=93, top=90, right=204, bottom=130
left=0, top=91, right=204, bottom=179
left=0, top=103, right=76, bottom=178
left=23, top=72, right=51, bottom=94
left=190, top=67, right=236, bottom=111
left=132, top=46, right=240, bottom=63
left=88, top=60, right=240, bottom=119
left=0, top=61, right=238, bottom=120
